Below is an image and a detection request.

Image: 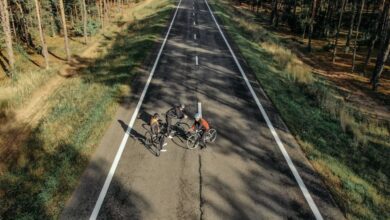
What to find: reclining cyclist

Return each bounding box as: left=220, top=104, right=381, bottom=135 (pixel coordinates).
left=149, top=113, right=167, bottom=151
left=189, top=113, right=210, bottom=148
left=166, top=104, right=187, bottom=138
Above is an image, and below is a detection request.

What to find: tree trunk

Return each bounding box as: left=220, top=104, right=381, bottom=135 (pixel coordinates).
left=50, top=11, right=56, bottom=36
left=59, top=0, right=71, bottom=61
left=81, top=0, right=88, bottom=44
left=324, top=0, right=334, bottom=38
left=97, top=0, right=102, bottom=28
left=345, top=0, right=357, bottom=53
left=371, top=33, right=390, bottom=90
left=9, top=5, right=16, bottom=38
left=293, top=0, right=297, bottom=16
left=307, top=0, right=317, bottom=51
left=371, top=5, right=390, bottom=90
left=0, top=0, right=15, bottom=72
left=352, top=0, right=364, bottom=72
left=34, top=0, right=49, bottom=69
left=270, top=0, right=278, bottom=26
left=363, top=0, right=387, bottom=71
left=99, top=0, right=104, bottom=28
left=70, top=8, right=74, bottom=27
left=332, top=0, right=346, bottom=63
left=104, top=0, right=109, bottom=23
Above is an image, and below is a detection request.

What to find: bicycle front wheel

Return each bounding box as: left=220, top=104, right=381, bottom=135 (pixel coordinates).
left=206, top=129, right=217, bottom=143
left=144, top=131, right=153, bottom=147
left=186, top=133, right=200, bottom=149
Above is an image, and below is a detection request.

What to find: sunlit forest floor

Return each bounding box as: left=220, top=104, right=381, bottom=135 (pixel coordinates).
left=209, top=0, right=389, bottom=219
left=0, top=0, right=175, bottom=218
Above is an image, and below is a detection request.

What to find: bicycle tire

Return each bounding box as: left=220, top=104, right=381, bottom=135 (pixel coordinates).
left=144, top=131, right=153, bottom=147
left=207, top=129, right=217, bottom=143
left=187, top=133, right=200, bottom=149
left=175, top=122, right=190, bottom=134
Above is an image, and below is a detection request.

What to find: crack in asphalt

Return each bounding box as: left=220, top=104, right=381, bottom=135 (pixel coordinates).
left=198, top=154, right=204, bottom=220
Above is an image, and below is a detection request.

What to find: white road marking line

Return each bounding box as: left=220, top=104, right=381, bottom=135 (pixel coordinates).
left=89, top=0, right=183, bottom=219
left=198, top=102, right=202, bottom=117
left=196, top=55, right=199, bottom=65
left=203, top=0, right=324, bottom=219
left=194, top=33, right=197, bottom=40
left=194, top=21, right=196, bottom=25
left=193, top=12, right=195, bottom=16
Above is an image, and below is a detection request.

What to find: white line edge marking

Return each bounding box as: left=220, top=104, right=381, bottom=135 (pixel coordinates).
left=196, top=55, right=199, bottom=65
left=194, top=21, right=196, bottom=25
left=203, top=0, right=324, bottom=219
left=194, top=33, right=197, bottom=40
left=198, top=102, right=202, bottom=117
left=89, top=0, right=183, bottom=219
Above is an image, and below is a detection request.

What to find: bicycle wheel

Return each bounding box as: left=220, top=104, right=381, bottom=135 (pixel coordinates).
left=206, top=129, right=217, bottom=143
left=175, top=122, right=190, bottom=136
left=187, top=133, right=200, bottom=149
left=144, top=131, right=153, bottom=146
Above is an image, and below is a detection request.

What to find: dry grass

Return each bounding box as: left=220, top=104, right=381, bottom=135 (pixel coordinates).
left=0, top=0, right=175, bottom=218
left=261, top=42, right=313, bottom=84
left=210, top=0, right=390, bottom=218
left=0, top=69, right=54, bottom=109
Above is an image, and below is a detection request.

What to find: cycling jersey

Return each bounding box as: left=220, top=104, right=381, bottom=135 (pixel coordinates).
left=150, top=117, right=160, bottom=135
left=191, top=118, right=210, bottom=131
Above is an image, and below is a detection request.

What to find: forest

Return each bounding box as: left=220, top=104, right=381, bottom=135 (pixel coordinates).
left=211, top=0, right=389, bottom=218
left=1, top=0, right=388, bottom=89
left=0, top=0, right=389, bottom=219
left=235, top=0, right=389, bottom=91
left=0, top=0, right=131, bottom=74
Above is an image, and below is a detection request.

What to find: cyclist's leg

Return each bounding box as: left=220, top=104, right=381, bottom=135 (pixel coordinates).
left=200, top=130, right=207, bottom=148
left=166, top=115, right=172, bottom=135
left=160, top=134, right=167, bottom=152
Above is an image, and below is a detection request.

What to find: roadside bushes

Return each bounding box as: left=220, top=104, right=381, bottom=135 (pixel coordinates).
left=209, top=0, right=390, bottom=218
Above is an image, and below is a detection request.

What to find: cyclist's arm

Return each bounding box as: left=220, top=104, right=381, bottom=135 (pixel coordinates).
left=189, top=123, right=195, bottom=131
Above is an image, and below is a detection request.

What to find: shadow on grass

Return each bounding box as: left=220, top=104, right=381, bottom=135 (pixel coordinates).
left=0, top=4, right=174, bottom=220
left=210, top=0, right=389, bottom=218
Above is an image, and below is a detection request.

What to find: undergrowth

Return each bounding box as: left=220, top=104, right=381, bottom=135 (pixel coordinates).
left=209, top=0, right=390, bottom=219
left=0, top=0, right=174, bottom=218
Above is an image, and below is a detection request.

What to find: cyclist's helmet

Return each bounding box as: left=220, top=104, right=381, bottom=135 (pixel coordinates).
left=179, top=104, right=185, bottom=110
left=153, top=113, right=159, bottom=118
left=194, top=113, right=201, bottom=120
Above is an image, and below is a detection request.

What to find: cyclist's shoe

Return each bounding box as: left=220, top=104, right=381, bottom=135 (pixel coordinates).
left=168, top=131, right=176, bottom=139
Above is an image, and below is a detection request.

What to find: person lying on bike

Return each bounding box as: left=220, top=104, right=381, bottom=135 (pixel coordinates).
left=150, top=113, right=168, bottom=151
left=189, top=113, right=210, bottom=148
left=150, top=113, right=161, bottom=136
left=166, top=104, right=187, bottom=138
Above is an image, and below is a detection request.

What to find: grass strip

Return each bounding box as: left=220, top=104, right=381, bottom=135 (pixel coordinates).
left=0, top=0, right=175, bottom=219
left=208, top=0, right=390, bottom=219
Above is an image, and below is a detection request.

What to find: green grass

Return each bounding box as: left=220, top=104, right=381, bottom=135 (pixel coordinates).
left=208, top=0, right=390, bottom=219
left=0, top=0, right=175, bottom=219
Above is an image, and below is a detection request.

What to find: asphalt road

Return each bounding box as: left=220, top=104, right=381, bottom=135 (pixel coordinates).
left=61, top=0, right=345, bottom=219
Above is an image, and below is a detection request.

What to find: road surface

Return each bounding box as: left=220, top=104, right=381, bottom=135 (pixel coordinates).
left=61, top=0, right=344, bottom=219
